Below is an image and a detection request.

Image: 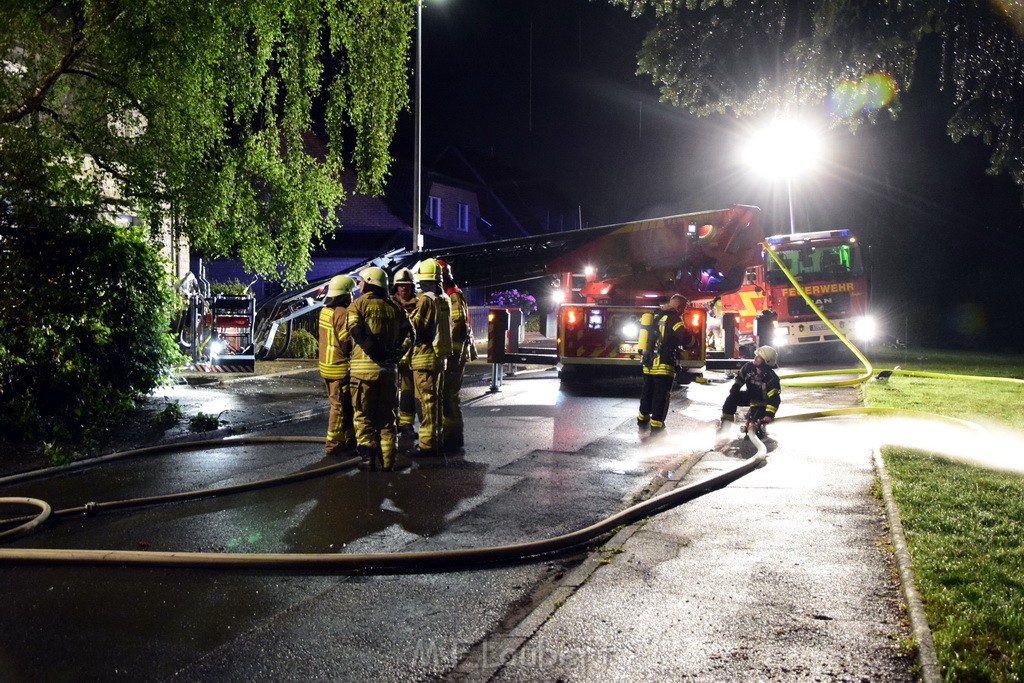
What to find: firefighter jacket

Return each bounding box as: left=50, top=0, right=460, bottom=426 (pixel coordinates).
left=318, top=301, right=351, bottom=380
left=409, top=290, right=452, bottom=371
left=446, top=286, right=472, bottom=365
left=729, top=361, right=782, bottom=416
left=642, top=308, right=693, bottom=377
left=347, top=288, right=414, bottom=379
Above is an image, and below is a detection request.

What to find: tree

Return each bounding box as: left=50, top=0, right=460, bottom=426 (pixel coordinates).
left=606, top=0, right=1024, bottom=198
left=1, top=0, right=414, bottom=283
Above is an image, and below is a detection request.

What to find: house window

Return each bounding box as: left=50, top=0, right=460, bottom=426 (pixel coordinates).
left=427, top=196, right=442, bottom=226
left=457, top=203, right=470, bottom=232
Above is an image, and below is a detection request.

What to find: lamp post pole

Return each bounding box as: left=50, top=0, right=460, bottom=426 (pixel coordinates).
left=786, top=175, right=796, bottom=235
left=412, top=0, right=423, bottom=253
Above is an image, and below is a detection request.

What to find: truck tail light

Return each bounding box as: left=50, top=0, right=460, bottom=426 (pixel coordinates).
left=685, top=307, right=706, bottom=333
left=563, top=306, right=581, bottom=328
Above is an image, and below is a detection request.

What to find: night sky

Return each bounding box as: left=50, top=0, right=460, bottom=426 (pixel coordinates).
left=391, top=0, right=1024, bottom=352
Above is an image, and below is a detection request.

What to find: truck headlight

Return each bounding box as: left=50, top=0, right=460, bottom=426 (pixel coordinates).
left=855, top=316, right=876, bottom=340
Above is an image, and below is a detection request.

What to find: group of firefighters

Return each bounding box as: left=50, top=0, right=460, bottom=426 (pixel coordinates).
left=319, top=271, right=782, bottom=471
left=317, top=258, right=473, bottom=472
left=636, top=293, right=783, bottom=439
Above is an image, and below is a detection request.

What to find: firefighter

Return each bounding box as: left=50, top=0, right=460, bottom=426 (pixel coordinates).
left=717, top=345, right=781, bottom=438
left=637, top=293, right=693, bottom=431
left=391, top=267, right=419, bottom=437
left=408, top=258, right=452, bottom=456
left=436, top=259, right=474, bottom=450
left=347, top=267, right=414, bottom=471
left=318, top=274, right=356, bottom=457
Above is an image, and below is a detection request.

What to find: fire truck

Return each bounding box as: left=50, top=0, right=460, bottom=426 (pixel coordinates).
left=710, top=228, right=873, bottom=358
left=539, top=205, right=764, bottom=383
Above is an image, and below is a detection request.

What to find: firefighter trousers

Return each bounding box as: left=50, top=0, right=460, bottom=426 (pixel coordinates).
left=323, top=376, right=354, bottom=454
left=442, top=359, right=466, bottom=447
left=722, top=391, right=769, bottom=422
left=639, top=373, right=674, bottom=427
left=412, top=366, right=443, bottom=451
left=397, top=363, right=416, bottom=429
left=351, top=373, right=399, bottom=468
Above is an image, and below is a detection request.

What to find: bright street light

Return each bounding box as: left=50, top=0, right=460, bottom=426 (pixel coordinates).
left=743, top=117, right=823, bottom=234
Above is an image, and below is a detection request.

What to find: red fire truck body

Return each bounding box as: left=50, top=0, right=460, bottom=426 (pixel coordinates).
left=712, top=228, right=872, bottom=356
left=547, top=206, right=764, bottom=382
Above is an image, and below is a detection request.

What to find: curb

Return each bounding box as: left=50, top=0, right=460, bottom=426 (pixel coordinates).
left=872, top=448, right=942, bottom=683
left=449, top=449, right=710, bottom=681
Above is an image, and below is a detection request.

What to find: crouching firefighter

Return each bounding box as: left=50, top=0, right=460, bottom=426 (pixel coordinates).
left=717, top=345, right=781, bottom=438
left=637, top=294, right=693, bottom=431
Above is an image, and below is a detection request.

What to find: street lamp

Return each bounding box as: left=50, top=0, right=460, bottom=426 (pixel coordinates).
left=743, top=117, right=822, bottom=234
left=412, top=0, right=425, bottom=252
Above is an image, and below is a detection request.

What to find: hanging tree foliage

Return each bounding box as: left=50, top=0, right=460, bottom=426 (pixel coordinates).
left=606, top=0, right=1024, bottom=198
left=0, top=0, right=414, bottom=284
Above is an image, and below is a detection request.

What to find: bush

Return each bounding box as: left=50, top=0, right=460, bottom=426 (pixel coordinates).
left=280, top=328, right=318, bottom=359
left=210, top=279, right=252, bottom=296
left=488, top=288, right=537, bottom=313
left=0, top=149, right=182, bottom=453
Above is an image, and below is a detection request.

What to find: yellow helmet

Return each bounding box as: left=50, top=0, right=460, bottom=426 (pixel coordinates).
left=358, top=267, right=388, bottom=290
left=326, top=274, right=356, bottom=297
left=393, top=267, right=415, bottom=285
left=416, top=258, right=441, bottom=282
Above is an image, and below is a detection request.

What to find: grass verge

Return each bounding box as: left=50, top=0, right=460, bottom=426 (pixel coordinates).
left=864, top=347, right=1024, bottom=681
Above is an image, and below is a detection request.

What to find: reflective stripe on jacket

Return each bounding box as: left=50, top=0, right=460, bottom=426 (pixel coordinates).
left=318, top=304, right=350, bottom=379
left=447, top=288, right=471, bottom=364
left=642, top=309, right=692, bottom=377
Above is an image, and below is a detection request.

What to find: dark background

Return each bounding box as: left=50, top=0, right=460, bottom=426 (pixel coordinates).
left=390, top=0, right=1024, bottom=352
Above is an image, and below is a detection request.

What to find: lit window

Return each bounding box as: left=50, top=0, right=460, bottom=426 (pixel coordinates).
left=427, top=196, right=442, bottom=226
left=457, top=203, right=469, bottom=232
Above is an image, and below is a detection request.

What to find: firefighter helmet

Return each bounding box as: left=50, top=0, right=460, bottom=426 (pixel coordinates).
left=326, top=274, right=355, bottom=298
left=416, top=258, right=441, bottom=282
left=359, top=267, right=388, bottom=290
left=755, top=345, right=778, bottom=368
left=436, top=258, right=454, bottom=283
left=393, top=267, right=415, bottom=286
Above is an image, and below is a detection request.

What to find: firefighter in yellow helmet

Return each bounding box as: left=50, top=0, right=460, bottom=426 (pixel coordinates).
left=347, top=267, right=414, bottom=471
left=436, top=258, right=473, bottom=450
left=318, top=274, right=356, bottom=457
left=637, top=294, right=694, bottom=431
left=391, top=267, right=419, bottom=437
left=717, top=345, right=781, bottom=439
left=408, top=258, right=452, bottom=456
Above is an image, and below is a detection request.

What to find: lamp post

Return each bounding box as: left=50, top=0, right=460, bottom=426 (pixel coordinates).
left=744, top=117, right=821, bottom=234
left=411, top=0, right=424, bottom=252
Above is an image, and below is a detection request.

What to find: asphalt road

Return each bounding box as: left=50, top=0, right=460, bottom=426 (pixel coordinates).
left=0, top=360, right=913, bottom=681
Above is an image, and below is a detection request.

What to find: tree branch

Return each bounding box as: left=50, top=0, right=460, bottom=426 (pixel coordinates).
left=1, top=33, right=92, bottom=124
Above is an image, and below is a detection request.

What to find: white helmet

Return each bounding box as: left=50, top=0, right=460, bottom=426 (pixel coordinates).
left=393, top=267, right=415, bottom=286
left=755, top=345, right=779, bottom=368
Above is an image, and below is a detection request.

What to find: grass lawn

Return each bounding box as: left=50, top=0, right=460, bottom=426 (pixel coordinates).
left=864, top=347, right=1024, bottom=681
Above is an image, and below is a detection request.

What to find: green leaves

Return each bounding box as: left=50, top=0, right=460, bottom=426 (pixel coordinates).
left=2, top=0, right=414, bottom=285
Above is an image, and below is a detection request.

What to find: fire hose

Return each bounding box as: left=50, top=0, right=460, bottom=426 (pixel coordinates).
left=0, top=433, right=766, bottom=569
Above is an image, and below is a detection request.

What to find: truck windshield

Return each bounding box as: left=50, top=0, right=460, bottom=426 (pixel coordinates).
left=765, top=243, right=864, bottom=284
